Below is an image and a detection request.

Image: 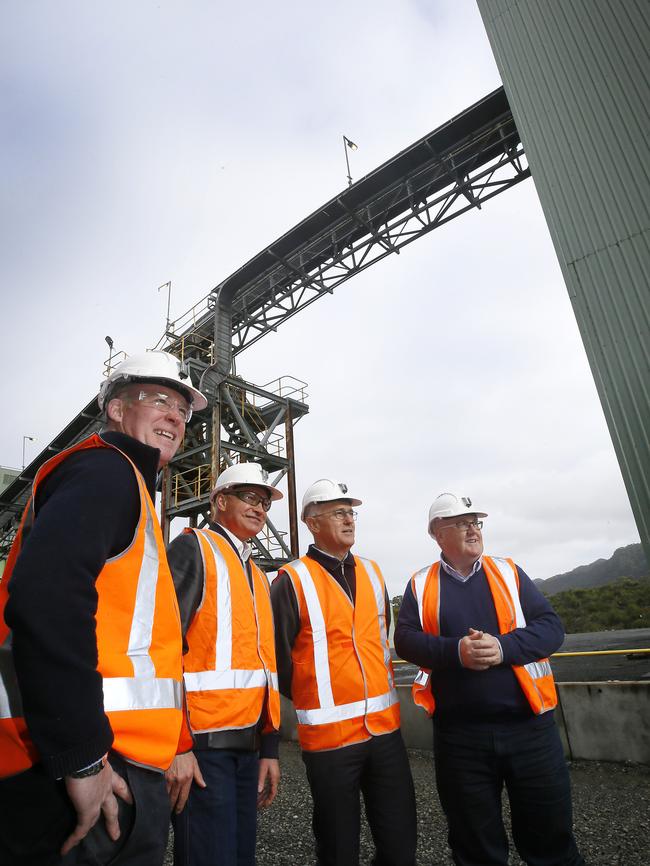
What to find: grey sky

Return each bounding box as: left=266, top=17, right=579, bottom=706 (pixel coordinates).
left=1, top=0, right=640, bottom=596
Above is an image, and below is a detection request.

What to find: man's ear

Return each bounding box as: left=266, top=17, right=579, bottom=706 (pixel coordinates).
left=106, top=397, right=124, bottom=424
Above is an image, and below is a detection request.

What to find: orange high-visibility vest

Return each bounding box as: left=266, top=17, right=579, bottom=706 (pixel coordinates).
left=182, top=529, right=280, bottom=735
left=282, top=555, right=400, bottom=752
left=0, top=434, right=186, bottom=778
left=410, top=556, right=557, bottom=717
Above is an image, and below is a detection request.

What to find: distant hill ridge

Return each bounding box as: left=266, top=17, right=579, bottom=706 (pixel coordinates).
left=537, top=543, right=649, bottom=596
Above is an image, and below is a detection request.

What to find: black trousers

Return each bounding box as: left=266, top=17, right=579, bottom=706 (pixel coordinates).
left=302, top=730, right=417, bottom=866
left=433, top=718, right=586, bottom=866
left=0, top=752, right=169, bottom=866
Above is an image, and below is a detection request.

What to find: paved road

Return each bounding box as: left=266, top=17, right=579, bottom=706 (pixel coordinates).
left=552, top=628, right=650, bottom=682
left=393, top=628, right=650, bottom=684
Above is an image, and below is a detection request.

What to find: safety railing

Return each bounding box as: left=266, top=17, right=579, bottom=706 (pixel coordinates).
left=391, top=647, right=650, bottom=666
left=152, top=291, right=213, bottom=351
left=258, top=376, right=309, bottom=404
left=551, top=648, right=650, bottom=658
left=172, top=331, right=214, bottom=365
left=171, top=463, right=212, bottom=507
left=102, top=351, right=128, bottom=378
left=257, top=524, right=289, bottom=559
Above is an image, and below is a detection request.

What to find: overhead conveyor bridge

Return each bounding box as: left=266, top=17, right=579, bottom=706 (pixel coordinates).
left=0, top=86, right=529, bottom=564
left=154, top=86, right=528, bottom=373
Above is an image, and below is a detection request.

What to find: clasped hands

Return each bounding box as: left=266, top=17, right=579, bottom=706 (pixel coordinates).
left=459, top=627, right=503, bottom=671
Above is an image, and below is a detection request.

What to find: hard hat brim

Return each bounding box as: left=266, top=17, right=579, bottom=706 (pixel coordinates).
left=99, top=374, right=208, bottom=412
left=300, top=495, right=362, bottom=520
left=210, top=481, right=284, bottom=504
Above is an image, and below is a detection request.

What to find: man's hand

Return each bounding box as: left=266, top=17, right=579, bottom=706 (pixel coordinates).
left=459, top=627, right=503, bottom=670
left=165, top=752, right=206, bottom=814
left=257, top=758, right=280, bottom=808
left=61, top=760, right=133, bottom=855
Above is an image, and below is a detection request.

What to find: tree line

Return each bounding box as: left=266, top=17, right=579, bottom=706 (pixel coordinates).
left=544, top=576, right=649, bottom=633
left=391, top=575, right=650, bottom=634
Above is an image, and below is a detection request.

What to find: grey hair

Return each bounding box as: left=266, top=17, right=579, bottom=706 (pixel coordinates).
left=303, top=502, right=321, bottom=521
left=102, top=383, right=135, bottom=424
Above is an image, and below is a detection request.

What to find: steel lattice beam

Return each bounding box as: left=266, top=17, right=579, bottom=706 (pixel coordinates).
left=157, top=87, right=528, bottom=369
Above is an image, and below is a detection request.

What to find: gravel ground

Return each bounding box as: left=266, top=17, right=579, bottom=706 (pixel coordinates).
left=166, top=741, right=650, bottom=865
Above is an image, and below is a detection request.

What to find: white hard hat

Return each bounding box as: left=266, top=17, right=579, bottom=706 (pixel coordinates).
left=428, top=492, right=487, bottom=537
left=301, top=478, right=362, bottom=521
left=98, top=351, right=207, bottom=411
left=210, top=463, right=283, bottom=504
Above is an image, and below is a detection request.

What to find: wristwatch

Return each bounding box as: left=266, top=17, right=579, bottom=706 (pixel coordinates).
left=69, top=754, right=107, bottom=779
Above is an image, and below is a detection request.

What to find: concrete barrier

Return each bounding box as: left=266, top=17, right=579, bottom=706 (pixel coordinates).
left=557, top=681, right=650, bottom=764
left=280, top=682, right=650, bottom=764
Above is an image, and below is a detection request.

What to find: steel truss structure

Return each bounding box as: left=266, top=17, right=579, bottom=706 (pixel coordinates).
left=156, top=88, right=528, bottom=373
left=162, top=371, right=308, bottom=572
left=0, top=86, right=528, bottom=565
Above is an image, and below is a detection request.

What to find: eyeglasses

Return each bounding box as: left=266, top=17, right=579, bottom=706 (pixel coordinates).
left=317, top=508, right=358, bottom=522
left=136, top=391, right=192, bottom=423
left=437, top=519, right=483, bottom=533
left=223, top=490, right=272, bottom=512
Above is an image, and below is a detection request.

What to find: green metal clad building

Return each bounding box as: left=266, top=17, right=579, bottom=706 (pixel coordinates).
left=477, top=0, right=650, bottom=564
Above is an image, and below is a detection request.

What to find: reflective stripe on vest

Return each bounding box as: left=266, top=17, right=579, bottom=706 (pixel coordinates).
left=99, top=480, right=183, bottom=714
left=182, top=529, right=280, bottom=734
left=102, top=676, right=182, bottom=711
left=296, top=690, right=397, bottom=725
left=184, top=668, right=279, bottom=693
left=285, top=555, right=400, bottom=750
left=409, top=566, right=435, bottom=702
left=360, top=557, right=395, bottom=691
left=0, top=434, right=185, bottom=778
left=0, top=633, right=22, bottom=720
left=411, top=556, right=556, bottom=716
left=288, top=559, right=335, bottom=709
left=413, top=566, right=433, bottom=633
left=481, top=556, right=556, bottom=711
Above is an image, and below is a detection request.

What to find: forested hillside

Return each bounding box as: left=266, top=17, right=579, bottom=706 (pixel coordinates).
left=538, top=543, right=647, bottom=596
left=547, top=576, right=650, bottom=633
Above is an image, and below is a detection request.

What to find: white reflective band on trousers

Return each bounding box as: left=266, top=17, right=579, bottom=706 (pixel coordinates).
left=288, top=558, right=399, bottom=726
left=182, top=530, right=277, bottom=694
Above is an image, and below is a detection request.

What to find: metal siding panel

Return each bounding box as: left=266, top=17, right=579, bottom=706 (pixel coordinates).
left=476, top=0, right=650, bottom=559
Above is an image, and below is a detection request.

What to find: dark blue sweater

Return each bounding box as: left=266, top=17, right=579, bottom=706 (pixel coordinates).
left=394, top=559, right=564, bottom=725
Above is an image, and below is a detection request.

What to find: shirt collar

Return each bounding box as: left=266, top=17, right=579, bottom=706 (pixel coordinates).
left=440, top=553, right=483, bottom=583
left=215, top=522, right=252, bottom=563
left=309, top=544, right=353, bottom=566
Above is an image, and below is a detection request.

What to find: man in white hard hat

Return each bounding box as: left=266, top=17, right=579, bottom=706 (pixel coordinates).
left=0, top=351, right=206, bottom=865
left=271, top=478, right=417, bottom=866
left=165, top=462, right=282, bottom=866
left=395, top=493, right=585, bottom=866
